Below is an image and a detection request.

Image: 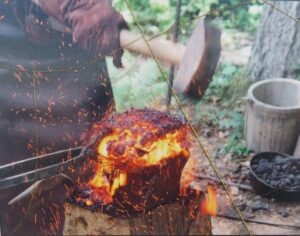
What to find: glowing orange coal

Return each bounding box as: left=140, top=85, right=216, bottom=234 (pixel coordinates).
left=200, top=185, right=218, bottom=216
left=86, top=109, right=190, bottom=204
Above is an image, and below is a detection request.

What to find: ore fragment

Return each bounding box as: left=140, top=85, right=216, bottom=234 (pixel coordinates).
left=252, top=155, right=300, bottom=190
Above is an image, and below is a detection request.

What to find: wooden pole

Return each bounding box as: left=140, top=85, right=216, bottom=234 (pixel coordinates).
left=167, top=0, right=182, bottom=108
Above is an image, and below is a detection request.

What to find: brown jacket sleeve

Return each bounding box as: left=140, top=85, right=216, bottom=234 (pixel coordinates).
left=38, top=0, right=128, bottom=67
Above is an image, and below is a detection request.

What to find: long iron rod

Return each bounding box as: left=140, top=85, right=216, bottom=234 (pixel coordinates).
left=167, top=0, right=182, bottom=108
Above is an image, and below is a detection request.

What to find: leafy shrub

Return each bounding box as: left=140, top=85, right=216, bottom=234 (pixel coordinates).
left=210, top=0, right=262, bottom=32
left=107, top=52, right=168, bottom=112
left=113, top=0, right=262, bottom=36
left=196, top=64, right=251, bottom=157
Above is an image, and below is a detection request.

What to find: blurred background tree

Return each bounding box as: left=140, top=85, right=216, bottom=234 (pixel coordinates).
left=113, top=0, right=262, bottom=39
left=248, top=1, right=300, bottom=81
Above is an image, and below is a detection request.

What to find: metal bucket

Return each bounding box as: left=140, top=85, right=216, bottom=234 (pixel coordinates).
left=245, top=78, right=300, bottom=154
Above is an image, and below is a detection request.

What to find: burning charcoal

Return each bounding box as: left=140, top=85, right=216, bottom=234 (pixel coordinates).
left=73, top=109, right=190, bottom=214
left=113, top=145, right=126, bottom=156
left=135, top=148, right=148, bottom=157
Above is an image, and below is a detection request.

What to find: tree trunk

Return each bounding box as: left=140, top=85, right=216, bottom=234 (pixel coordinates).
left=248, top=1, right=300, bottom=81
left=63, top=191, right=212, bottom=235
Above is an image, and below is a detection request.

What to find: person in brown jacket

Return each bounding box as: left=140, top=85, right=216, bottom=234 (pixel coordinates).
left=0, top=0, right=127, bottom=234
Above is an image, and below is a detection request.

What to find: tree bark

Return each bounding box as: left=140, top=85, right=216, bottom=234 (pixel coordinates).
left=248, top=1, right=300, bottom=81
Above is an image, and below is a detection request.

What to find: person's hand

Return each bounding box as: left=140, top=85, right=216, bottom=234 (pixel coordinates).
left=39, top=0, right=128, bottom=68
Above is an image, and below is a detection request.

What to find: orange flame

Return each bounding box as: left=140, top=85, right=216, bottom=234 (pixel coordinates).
left=86, top=109, right=190, bottom=203
left=201, top=185, right=218, bottom=216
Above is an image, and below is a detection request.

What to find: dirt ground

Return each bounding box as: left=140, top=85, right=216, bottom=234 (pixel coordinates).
left=179, top=29, right=300, bottom=235
left=183, top=133, right=300, bottom=235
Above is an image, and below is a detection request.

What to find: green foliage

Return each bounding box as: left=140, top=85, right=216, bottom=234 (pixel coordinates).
left=204, top=64, right=239, bottom=99
left=196, top=64, right=251, bottom=157
left=201, top=63, right=249, bottom=105
left=223, top=133, right=251, bottom=157
left=211, top=0, right=262, bottom=32
left=113, top=0, right=262, bottom=37
left=107, top=52, right=168, bottom=112
left=199, top=63, right=250, bottom=106
left=198, top=106, right=251, bottom=157
left=217, top=108, right=251, bottom=157
left=113, top=0, right=175, bottom=35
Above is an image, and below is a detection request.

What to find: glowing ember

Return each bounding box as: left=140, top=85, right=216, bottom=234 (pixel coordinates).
left=200, top=185, right=218, bottom=216
left=76, top=108, right=190, bottom=211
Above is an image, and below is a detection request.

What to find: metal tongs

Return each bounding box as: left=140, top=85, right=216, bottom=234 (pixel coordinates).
left=0, top=135, right=101, bottom=190
left=0, top=127, right=110, bottom=205
left=0, top=143, right=98, bottom=204
left=0, top=147, right=84, bottom=190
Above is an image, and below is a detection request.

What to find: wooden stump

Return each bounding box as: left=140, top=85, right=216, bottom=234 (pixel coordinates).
left=63, top=191, right=211, bottom=235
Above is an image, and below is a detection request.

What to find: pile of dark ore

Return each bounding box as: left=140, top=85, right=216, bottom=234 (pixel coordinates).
left=252, top=155, right=300, bottom=190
